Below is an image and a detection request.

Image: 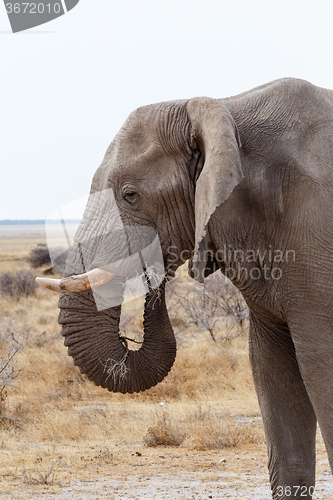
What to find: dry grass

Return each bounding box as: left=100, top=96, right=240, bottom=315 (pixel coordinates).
left=0, top=235, right=277, bottom=497
left=144, top=412, right=186, bottom=447
left=143, top=408, right=262, bottom=450
left=21, top=464, right=58, bottom=485
left=0, top=234, right=47, bottom=272
left=184, top=415, right=261, bottom=450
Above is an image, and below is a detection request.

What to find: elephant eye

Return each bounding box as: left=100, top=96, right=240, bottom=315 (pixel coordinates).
left=123, top=190, right=138, bottom=204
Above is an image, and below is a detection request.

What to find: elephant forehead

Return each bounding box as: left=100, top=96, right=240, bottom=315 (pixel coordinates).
left=107, top=128, right=167, bottom=181
left=110, top=147, right=171, bottom=189
left=120, top=107, right=161, bottom=154
left=96, top=100, right=190, bottom=188
left=119, top=99, right=189, bottom=155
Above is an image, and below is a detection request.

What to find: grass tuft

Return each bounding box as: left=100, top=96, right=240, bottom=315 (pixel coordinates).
left=144, top=413, right=186, bottom=447
left=22, top=464, right=57, bottom=485
left=184, top=416, right=261, bottom=450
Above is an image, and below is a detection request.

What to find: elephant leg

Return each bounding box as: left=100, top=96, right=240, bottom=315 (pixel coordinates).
left=288, top=312, right=333, bottom=476
left=249, top=313, right=317, bottom=500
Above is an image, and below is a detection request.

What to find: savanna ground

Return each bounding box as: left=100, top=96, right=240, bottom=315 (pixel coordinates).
left=0, top=233, right=332, bottom=499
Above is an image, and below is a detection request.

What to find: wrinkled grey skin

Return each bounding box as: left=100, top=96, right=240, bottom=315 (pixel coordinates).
left=58, top=78, right=333, bottom=499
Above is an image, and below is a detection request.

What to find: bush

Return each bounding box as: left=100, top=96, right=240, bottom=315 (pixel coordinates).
left=0, top=327, right=23, bottom=427
left=22, top=465, right=57, bottom=485
left=144, top=413, right=185, bottom=447
left=143, top=409, right=261, bottom=450
left=0, top=270, right=37, bottom=299
left=184, top=417, right=260, bottom=450
left=166, top=270, right=249, bottom=344
left=27, top=247, right=51, bottom=268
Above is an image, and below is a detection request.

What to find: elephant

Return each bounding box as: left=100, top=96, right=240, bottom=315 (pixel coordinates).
left=38, top=78, right=333, bottom=499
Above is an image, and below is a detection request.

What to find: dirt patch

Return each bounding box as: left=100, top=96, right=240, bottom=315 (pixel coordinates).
left=0, top=432, right=332, bottom=499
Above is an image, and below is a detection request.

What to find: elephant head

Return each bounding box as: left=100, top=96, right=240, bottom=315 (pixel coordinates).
left=40, top=97, right=243, bottom=393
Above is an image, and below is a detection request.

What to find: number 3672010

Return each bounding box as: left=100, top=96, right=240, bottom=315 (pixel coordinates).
left=5, top=3, right=62, bottom=14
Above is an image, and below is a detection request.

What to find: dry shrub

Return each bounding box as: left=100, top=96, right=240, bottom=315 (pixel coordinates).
left=166, top=271, right=249, bottom=344
left=27, top=247, right=51, bottom=269
left=22, top=464, right=57, bottom=485
left=0, top=325, right=23, bottom=428
left=184, top=416, right=261, bottom=450
left=0, top=270, right=37, bottom=299
left=143, top=408, right=262, bottom=450
left=144, top=413, right=185, bottom=447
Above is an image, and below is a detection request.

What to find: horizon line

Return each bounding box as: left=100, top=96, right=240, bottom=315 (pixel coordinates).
left=0, top=219, right=81, bottom=225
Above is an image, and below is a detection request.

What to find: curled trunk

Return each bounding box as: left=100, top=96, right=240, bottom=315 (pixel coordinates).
left=58, top=280, right=176, bottom=393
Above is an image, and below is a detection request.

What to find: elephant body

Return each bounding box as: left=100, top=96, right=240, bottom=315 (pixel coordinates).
left=57, top=78, right=333, bottom=499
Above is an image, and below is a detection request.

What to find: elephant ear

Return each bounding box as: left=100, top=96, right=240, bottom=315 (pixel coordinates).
left=186, top=97, right=243, bottom=282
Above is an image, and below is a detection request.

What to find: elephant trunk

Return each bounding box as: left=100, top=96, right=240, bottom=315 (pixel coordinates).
left=58, top=280, right=176, bottom=393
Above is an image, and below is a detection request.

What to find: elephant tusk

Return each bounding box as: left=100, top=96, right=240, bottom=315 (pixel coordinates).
left=35, top=277, right=61, bottom=292
left=59, top=268, right=116, bottom=292
left=36, top=268, right=116, bottom=293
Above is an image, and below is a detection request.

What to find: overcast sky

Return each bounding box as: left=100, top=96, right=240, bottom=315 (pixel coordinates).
left=1, top=0, right=333, bottom=219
